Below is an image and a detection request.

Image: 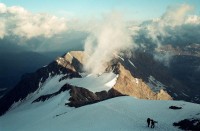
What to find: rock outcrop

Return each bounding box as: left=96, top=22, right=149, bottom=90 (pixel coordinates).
left=110, top=62, right=172, bottom=100
left=32, top=83, right=123, bottom=108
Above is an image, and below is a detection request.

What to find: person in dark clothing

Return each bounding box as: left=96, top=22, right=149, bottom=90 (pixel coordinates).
left=150, top=119, right=158, bottom=128
left=151, top=119, right=155, bottom=128
left=147, top=118, right=151, bottom=127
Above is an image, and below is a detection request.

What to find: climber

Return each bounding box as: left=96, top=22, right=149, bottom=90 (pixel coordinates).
left=150, top=119, right=158, bottom=128
left=147, top=118, right=151, bottom=127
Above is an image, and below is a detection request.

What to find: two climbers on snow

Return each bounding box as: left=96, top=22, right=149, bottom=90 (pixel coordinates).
left=147, top=118, right=157, bottom=128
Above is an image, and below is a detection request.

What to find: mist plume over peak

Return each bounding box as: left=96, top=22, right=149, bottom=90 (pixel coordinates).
left=84, top=13, right=135, bottom=74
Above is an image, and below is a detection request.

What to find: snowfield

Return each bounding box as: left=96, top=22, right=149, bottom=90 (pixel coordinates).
left=0, top=95, right=200, bottom=131
left=0, top=72, right=199, bottom=131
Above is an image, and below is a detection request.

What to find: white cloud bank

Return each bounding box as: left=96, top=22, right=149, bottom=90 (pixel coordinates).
left=0, top=3, right=67, bottom=39
left=131, top=4, right=200, bottom=65
left=135, top=4, right=200, bottom=48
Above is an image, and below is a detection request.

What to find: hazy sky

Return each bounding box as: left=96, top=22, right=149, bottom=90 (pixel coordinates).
left=1, top=0, right=200, bottom=20
left=0, top=0, right=200, bottom=53
left=0, top=0, right=200, bottom=91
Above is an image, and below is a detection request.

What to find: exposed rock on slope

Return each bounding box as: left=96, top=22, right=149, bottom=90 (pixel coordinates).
left=173, top=118, right=200, bottom=130
left=112, top=62, right=172, bottom=100
left=57, top=51, right=86, bottom=72
left=31, top=82, right=123, bottom=108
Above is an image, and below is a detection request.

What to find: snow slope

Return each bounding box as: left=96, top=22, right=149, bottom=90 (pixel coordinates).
left=0, top=95, right=200, bottom=131
left=5, top=71, right=118, bottom=112
left=66, top=72, right=118, bottom=92
left=0, top=69, right=199, bottom=131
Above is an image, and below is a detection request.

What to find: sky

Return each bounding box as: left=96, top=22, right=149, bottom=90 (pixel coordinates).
left=0, top=0, right=200, bottom=52
left=0, top=0, right=200, bottom=89
left=1, top=0, right=200, bottom=20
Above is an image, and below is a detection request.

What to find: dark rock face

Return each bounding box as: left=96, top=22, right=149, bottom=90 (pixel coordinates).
left=0, top=88, right=7, bottom=99
left=70, top=57, right=84, bottom=73
left=169, top=55, right=200, bottom=103
left=67, top=87, right=100, bottom=107
left=173, top=119, right=200, bottom=130
left=0, top=61, right=81, bottom=116
left=66, top=86, right=124, bottom=108
left=169, top=106, right=182, bottom=110
left=31, top=81, right=124, bottom=109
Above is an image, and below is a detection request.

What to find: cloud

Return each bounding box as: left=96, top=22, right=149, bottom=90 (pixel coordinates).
left=1, top=2, right=199, bottom=59
left=136, top=4, right=200, bottom=47
left=84, top=12, right=135, bottom=74
left=131, top=4, right=200, bottom=65
left=153, top=52, right=173, bottom=67
left=0, top=3, right=7, bottom=13
left=0, top=20, right=6, bottom=39
left=82, top=4, right=200, bottom=71
left=161, top=4, right=193, bottom=26
left=197, top=66, right=200, bottom=72
left=0, top=3, right=67, bottom=39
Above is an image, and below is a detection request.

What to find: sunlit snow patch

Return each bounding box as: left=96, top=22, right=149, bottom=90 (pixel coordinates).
left=66, top=72, right=118, bottom=93
left=113, top=53, right=124, bottom=61
left=37, top=75, right=69, bottom=96
left=128, top=59, right=136, bottom=68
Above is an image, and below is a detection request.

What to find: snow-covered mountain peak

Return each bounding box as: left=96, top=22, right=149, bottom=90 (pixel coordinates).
left=0, top=50, right=199, bottom=130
